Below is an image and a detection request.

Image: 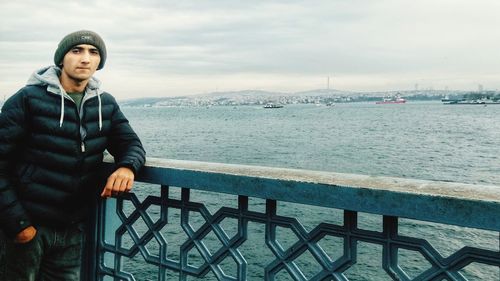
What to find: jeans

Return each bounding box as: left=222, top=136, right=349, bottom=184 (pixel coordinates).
left=0, top=224, right=84, bottom=281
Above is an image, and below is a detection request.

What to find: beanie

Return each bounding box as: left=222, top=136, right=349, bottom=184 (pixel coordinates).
left=54, top=30, right=107, bottom=70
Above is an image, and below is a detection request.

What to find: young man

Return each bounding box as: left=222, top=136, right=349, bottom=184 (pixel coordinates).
left=0, top=30, right=146, bottom=280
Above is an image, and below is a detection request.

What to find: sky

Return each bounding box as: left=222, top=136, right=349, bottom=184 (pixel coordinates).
left=1, top=0, right=500, bottom=99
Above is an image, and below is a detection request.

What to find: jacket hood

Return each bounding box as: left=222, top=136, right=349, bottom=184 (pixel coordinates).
left=26, top=65, right=104, bottom=131
left=26, top=65, right=102, bottom=96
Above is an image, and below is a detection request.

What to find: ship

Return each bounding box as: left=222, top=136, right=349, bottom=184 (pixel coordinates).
left=442, top=96, right=500, bottom=105
left=263, top=103, right=284, bottom=109
left=442, top=99, right=500, bottom=105
left=376, top=94, right=406, bottom=104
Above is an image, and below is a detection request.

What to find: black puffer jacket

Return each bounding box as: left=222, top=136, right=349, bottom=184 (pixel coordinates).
left=0, top=66, right=146, bottom=238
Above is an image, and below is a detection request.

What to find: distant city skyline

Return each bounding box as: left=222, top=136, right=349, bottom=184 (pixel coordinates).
left=1, top=1, right=500, bottom=99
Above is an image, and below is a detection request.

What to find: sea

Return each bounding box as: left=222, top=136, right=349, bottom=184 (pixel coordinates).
left=114, top=101, right=500, bottom=281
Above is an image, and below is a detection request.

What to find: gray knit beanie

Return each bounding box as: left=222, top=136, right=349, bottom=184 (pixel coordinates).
left=54, top=30, right=107, bottom=70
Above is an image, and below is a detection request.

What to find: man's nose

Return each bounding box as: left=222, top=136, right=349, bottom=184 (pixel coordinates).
left=81, top=51, right=90, bottom=63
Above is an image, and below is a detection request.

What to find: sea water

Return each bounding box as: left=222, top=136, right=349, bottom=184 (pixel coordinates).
left=117, top=102, right=500, bottom=280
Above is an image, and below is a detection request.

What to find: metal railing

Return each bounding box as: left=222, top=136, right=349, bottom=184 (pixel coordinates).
left=86, top=157, right=500, bottom=281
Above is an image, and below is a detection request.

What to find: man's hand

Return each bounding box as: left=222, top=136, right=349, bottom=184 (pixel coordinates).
left=101, top=167, right=135, bottom=198
left=14, top=226, right=37, bottom=244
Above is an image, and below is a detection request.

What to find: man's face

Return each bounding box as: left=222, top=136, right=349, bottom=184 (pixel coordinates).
left=61, top=44, right=101, bottom=82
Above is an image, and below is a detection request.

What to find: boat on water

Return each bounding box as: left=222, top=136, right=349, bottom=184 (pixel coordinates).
left=442, top=98, right=500, bottom=105
left=263, top=103, right=284, bottom=109
left=376, top=94, right=406, bottom=104
left=442, top=93, right=500, bottom=105
left=441, top=96, right=464, bottom=104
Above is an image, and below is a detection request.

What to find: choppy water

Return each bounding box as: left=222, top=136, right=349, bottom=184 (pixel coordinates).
left=117, top=102, right=499, bottom=280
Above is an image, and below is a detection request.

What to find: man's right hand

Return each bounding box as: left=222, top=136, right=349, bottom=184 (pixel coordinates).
left=14, top=226, right=37, bottom=243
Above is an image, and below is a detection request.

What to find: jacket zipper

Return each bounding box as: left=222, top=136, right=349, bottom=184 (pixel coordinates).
left=76, top=94, right=87, bottom=153
left=58, top=91, right=95, bottom=153
left=64, top=96, right=86, bottom=153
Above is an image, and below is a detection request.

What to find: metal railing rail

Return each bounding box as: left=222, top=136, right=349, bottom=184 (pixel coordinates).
left=88, top=157, right=500, bottom=281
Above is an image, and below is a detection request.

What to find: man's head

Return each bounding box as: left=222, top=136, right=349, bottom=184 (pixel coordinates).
left=54, top=30, right=107, bottom=70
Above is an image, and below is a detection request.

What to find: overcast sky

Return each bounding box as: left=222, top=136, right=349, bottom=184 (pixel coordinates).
left=1, top=0, right=500, bottom=99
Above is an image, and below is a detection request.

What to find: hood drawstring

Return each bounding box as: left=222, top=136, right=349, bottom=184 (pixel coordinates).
left=97, top=92, right=102, bottom=131
left=58, top=85, right=102, bottom=131
left=58, top=85, right=65, bottom=127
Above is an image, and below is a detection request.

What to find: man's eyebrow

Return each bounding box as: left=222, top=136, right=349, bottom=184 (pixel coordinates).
left=71, top=46, right=99, bottom=52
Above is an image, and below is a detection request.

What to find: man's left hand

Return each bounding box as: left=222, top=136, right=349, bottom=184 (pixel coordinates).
left=101, top=167, right=135, bottom=198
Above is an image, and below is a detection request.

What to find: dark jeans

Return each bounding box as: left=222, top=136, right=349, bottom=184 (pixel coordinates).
left=0, top=224, right=84, bottom=281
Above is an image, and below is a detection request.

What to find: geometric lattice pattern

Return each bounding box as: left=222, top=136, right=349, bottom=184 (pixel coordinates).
left=96, top=186, right=500, bottom=281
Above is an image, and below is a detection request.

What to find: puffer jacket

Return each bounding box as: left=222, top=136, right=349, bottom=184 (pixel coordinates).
left=0, top=66, right=146, bottom=238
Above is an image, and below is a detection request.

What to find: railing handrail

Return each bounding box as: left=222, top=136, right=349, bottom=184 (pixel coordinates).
left=104, top=156, right=500, bottom=231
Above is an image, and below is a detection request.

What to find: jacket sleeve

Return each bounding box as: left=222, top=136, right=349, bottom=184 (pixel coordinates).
left=0, top=91, right=33, bottom=238
left=106, top=99, right=146, bottom=175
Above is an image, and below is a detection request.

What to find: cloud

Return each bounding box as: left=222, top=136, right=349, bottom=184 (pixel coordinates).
left=1, top=0, right=500, bottom=98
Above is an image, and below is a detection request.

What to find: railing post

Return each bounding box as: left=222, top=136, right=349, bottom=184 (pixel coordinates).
left=82, top=197, right=99, bottom=281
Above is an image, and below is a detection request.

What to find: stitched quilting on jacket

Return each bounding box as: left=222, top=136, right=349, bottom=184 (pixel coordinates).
left=0, top=66, right=146, bottom=238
